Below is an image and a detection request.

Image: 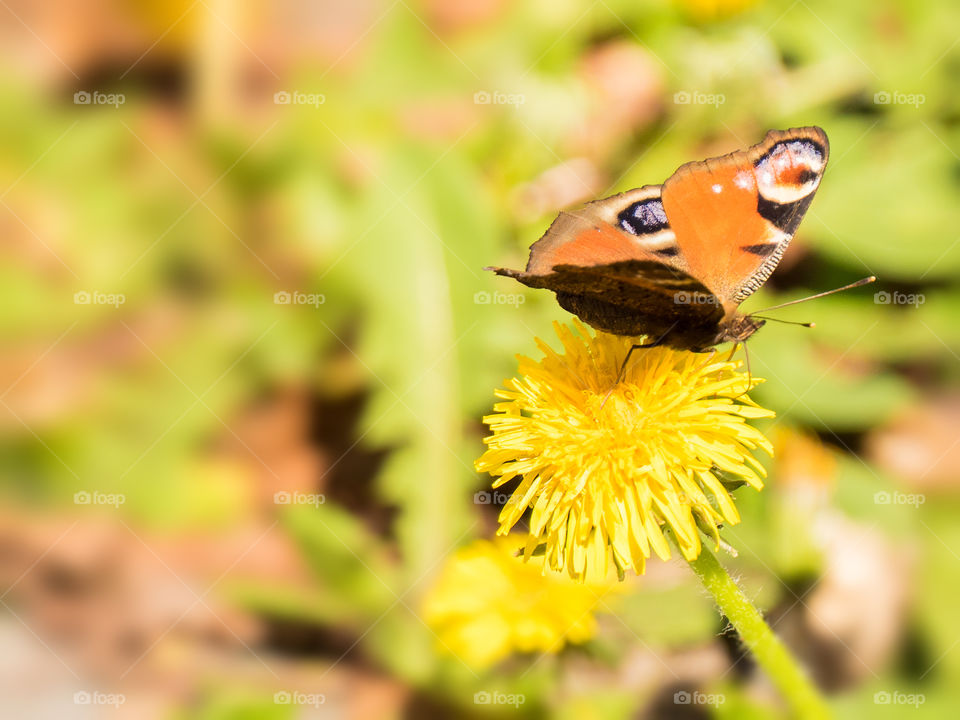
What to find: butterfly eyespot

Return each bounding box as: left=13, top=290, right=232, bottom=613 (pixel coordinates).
left=617, top=199, right=669, bottom=235
left=754, top=139, right=824, bottom=204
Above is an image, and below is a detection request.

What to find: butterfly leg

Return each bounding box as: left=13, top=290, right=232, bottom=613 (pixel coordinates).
left=736, top=342, right=752, bottom=399
left=694, top=348, right=718, bottom=372
left=613, top=322, right=680, bottom=386
left=615, top=339, right=662, bottom=385
left=719, top=342, right=753, bottom=400
left=599, top=332, right=673, bottom=410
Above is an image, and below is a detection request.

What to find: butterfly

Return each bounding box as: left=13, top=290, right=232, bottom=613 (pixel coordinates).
left=488, top=127, right=851, bottom=352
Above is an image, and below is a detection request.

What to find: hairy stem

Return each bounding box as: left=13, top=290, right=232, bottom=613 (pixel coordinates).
left=687, top=545, right=831, bottom=719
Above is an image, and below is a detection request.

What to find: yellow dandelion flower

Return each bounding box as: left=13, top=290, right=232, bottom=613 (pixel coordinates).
left=476, top=320, right=774, bottom=582
left=422, top=536, right=614, bottom=669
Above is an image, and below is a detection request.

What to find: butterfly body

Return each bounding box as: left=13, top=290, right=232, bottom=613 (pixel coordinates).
left=489, top=127, right=829, bottom=350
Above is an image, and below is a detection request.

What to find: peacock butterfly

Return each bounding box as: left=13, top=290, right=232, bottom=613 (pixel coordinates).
left=488, top=127, right=871, bottom=352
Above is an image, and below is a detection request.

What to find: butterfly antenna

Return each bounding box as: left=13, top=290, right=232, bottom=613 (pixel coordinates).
left=751, top=316, right=816, bottom=328
left=750, top=276, right=876, bottom=314
left=734, top=277, right=875, bottom=399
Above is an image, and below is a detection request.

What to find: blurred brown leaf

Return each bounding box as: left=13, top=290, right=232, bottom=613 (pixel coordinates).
left=866, top=394, right=960, bottom=490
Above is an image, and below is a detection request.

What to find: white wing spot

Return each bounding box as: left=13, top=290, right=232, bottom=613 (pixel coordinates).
left=711, top=183, right=723, bottom=193
left=734, top=170, right=754, bottom=191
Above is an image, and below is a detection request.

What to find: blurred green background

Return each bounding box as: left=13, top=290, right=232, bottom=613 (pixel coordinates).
left=1, top=0, right=958, bottom=717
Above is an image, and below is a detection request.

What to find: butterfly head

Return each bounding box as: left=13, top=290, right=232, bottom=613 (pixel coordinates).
left=717, top=313, right=766, bottom=345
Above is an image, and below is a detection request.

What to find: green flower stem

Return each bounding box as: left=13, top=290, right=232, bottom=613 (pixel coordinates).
left=686, top=545, right=831, bottom=720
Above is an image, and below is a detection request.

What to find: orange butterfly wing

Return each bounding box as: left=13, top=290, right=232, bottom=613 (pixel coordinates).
left=661, top=127, right=829, bottom=306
